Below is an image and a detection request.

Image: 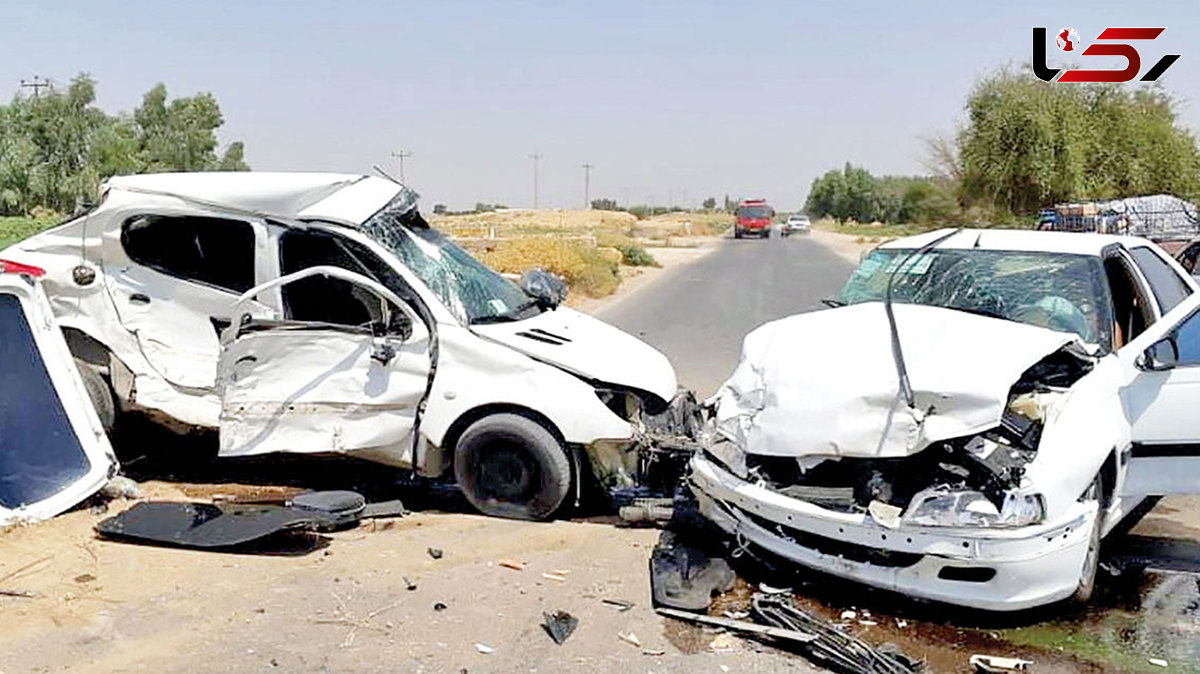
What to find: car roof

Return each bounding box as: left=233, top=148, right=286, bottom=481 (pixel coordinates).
left=103, top=172, right=406, bottom=224
left=876, top=227, right=1158, bottom=256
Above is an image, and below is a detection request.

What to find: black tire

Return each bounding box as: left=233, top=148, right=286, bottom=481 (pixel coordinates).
left=454, top=413, right=571, bottom=521
left=1072, top=477, right=1103, bottom=604
left=74, top=358, right=115, bottom=434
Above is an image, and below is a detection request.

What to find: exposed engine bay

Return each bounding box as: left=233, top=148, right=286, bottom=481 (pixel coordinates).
left=715, top=343, right=1094, bottom=528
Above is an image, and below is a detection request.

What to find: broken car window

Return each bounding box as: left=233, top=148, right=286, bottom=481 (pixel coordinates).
left=279, top=229, right=393, bottom=328
left=121, top=215, right=256, bottom=294
left=838, top=249, right=1112, bottom=346
left=0, top=294, right=92, bottom=510
left=359, top=199, right=539, bottom=325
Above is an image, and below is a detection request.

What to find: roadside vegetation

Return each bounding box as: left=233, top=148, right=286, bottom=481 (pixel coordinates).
left=0, top=213, right=58, bottom=250
left=805, top=69, right=1200, bottom=233
left=0, top=74, right=247, bottom=222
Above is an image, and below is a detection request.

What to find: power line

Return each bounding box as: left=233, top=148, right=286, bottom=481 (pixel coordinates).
left=19, top=76, right=50, bottom=98
left=390, top=150, right=412, bottom=183
left=582, top=163, right=593, bottom=209
left=529, top=153, right=543, bottom=209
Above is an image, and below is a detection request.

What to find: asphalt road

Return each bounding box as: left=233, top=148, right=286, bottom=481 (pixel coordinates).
left=599, top=232, right=855, bottom=397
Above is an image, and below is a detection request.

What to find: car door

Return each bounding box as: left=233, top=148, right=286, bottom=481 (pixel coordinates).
left=1118, top=245, right=1200, bottom=495
left=104, top=213, right=270, bottom=389
left=217, top=266, right=433, bottom=468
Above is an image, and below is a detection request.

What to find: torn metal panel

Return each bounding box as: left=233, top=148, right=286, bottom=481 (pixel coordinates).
left=712, top=302, right=1083, bottom=460
left=0, top=272, right=117, bottom=526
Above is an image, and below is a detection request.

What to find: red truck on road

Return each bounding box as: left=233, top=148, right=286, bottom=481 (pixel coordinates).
left=734, top=199, right=774, bottom=239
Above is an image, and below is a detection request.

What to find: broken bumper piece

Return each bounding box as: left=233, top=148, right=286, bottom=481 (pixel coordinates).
left=689, top=455, right=1097, bottom=611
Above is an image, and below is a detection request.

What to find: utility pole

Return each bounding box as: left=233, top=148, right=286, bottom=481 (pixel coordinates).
left=582, top=163, right=593, bottom=209
left=529, top=153, right=543, bottom=209
left=19, top=76, right=50, bottom=98
left=390, top=150, right=412, bottom=183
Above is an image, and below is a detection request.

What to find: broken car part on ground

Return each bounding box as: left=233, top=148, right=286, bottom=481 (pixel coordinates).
left=3, top=172, right=689, bottom=521
left=688, top=228, right=1200, bottom=610
left=0, top=261, right=117, bottom=526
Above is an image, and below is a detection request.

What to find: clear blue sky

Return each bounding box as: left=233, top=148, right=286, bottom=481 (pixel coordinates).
left=2, top=1, right=1197, bottom=210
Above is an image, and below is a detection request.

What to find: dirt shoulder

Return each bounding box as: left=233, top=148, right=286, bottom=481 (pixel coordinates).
left=569, top=237, right=723, bottom=315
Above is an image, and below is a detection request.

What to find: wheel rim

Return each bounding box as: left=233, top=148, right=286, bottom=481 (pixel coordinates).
left=475, top=441, right=539, bottom=502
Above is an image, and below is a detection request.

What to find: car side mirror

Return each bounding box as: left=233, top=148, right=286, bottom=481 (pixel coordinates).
left=1139, top=336, right=1179, bottom=371
left=520, top=268, right=568, bottom=309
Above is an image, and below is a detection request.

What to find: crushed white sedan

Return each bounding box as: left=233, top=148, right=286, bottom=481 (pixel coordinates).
left=4, top=172, right=680, bottom=520
left=690, top=228, right=1200, bottom=610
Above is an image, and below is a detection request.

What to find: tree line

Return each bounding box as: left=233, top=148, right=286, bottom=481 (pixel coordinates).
left=805, top=69, right=1200, bottom=225
left=0, top=74, right=247, bottom=216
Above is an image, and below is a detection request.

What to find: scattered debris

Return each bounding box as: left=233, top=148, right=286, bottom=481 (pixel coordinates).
left=723, top=610, right=750, bottom=620
left=73, top=574, right=96, bottom=583
left=498, top=559, right=525, bottom=571
left=641, top=648, right=666, bottom=656
left=859, top=620, right=878, bottom=627
left=1148, top=658, right=1169, bottom=668
left=474, top=642, right=494, bottom=655
left=541, top=610, right=579, bottom=645
left=433, top=602, right=447, bottom=612
left=403, top=577, right=418, bottom=591
left=99, top=476, right=141, bottom=500
left=427, top=547, right=444, bottom=560
left=601, top=598, right=634, bottom=612
left=541, top=572, right=567, bottom=582
left=895, top=619, right=908, bottom=629
left=649, top=530, right=735, bottom=610
left=661, top=594, right=920, bottom=674
left=840, top=610, right=857, bottom=620
left=0, top=589, right=36, bottom=598
left=618, top=631, right=642, bottom=648
left=361, top=499, right=405, bottom=519
left=867, top=500, right=902, bottom=529
left=618, top=498, right=675, bottom=524
left=969, top=654, right=1033, bottom=672
left=95, top=499, right=339, bottom=551
left=709, top=632, right=739, bottom=653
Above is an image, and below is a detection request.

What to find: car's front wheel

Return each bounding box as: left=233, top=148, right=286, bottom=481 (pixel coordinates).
left=454, top=413, right=572, bottom=520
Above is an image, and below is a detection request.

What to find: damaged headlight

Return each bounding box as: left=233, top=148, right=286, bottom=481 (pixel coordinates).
left=903, top=487, right=1045, bottom=528
left=595, top=387, right=640, bottom=422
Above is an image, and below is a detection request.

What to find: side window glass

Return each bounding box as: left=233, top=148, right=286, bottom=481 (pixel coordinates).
left=121, top=215, right=255, bottom=293
left=1173, top=309, right=1200, bottom=365
left=1130, top=247, right=1193, bottom=314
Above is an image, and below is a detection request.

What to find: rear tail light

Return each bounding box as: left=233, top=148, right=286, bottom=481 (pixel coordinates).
left=0, top=259, right=46, bottom=277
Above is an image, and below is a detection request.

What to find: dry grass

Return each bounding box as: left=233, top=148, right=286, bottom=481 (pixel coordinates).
left=476, top=236, right=621, bottom=298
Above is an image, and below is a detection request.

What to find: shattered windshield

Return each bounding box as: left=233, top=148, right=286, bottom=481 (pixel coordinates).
left=838, top=248, right=1112, bottom=346
left=360, top=198, right=538, bottom=324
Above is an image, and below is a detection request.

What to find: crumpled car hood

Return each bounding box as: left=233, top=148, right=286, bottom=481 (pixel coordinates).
left=472, top=307, right=678, bottom=404
left=713, top=302, right=1084, bottom=459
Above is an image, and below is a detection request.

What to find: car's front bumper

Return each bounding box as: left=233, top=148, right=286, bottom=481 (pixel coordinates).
left=689, top=455, right=1097, bottom=611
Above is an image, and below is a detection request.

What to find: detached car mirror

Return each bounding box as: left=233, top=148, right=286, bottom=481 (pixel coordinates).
left=1139, top=336, right=1179, bottom=371
left=520, top=269, right=568, bottom=309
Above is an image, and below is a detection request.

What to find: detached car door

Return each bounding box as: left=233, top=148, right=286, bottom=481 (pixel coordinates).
left=1120, top=245, right=1200, bottom=495
left=217, top=266, right=432, bottom=468
left=105, top=213, right=268, bottom=389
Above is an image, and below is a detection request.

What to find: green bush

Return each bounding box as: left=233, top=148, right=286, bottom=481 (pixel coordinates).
left=616, top=243, right=659, bottom=267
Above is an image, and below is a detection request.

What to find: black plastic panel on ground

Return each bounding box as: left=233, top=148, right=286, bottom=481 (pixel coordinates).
left=0, top=293, right=90, bottom=509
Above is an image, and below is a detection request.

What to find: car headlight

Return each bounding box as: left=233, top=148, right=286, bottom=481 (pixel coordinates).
left=903, top=487, right=1045, bottom=528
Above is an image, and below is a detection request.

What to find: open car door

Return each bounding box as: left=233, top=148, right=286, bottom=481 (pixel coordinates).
left=217, top=266, right=433, bottom=468
left=1121, top=293, right=1200, bottom=495
left=0, top=264, right=116, bottom=525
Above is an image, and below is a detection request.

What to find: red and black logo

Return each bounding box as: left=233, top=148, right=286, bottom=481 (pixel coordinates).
left=1033, top=27, right=1180, bottom=83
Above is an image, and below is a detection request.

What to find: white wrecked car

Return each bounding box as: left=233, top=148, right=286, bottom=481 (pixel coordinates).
left=3, top=172, right=677, bottom=520
left=691, top=228, right=1200, bottom=610
left=0, top=260, right=117, bottom=524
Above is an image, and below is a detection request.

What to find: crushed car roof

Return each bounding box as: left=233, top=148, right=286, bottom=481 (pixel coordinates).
left=102, top=172, right=407, bottom=225
left=878, top=227, right=1158, bottom=256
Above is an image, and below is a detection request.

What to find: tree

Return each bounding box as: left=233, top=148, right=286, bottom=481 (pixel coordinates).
left=591, top=198, right=618, bottom=210
left=0, top=74, right=250, bottom=215
left=702, top=197, right=716, bottom=211
left=958, top=69, right=1200, bottom=213
left=432, top=203, right=447, bottom=215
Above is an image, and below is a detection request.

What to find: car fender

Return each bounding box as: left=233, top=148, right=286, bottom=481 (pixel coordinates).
left=419, top=325, right=632, bottom=450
